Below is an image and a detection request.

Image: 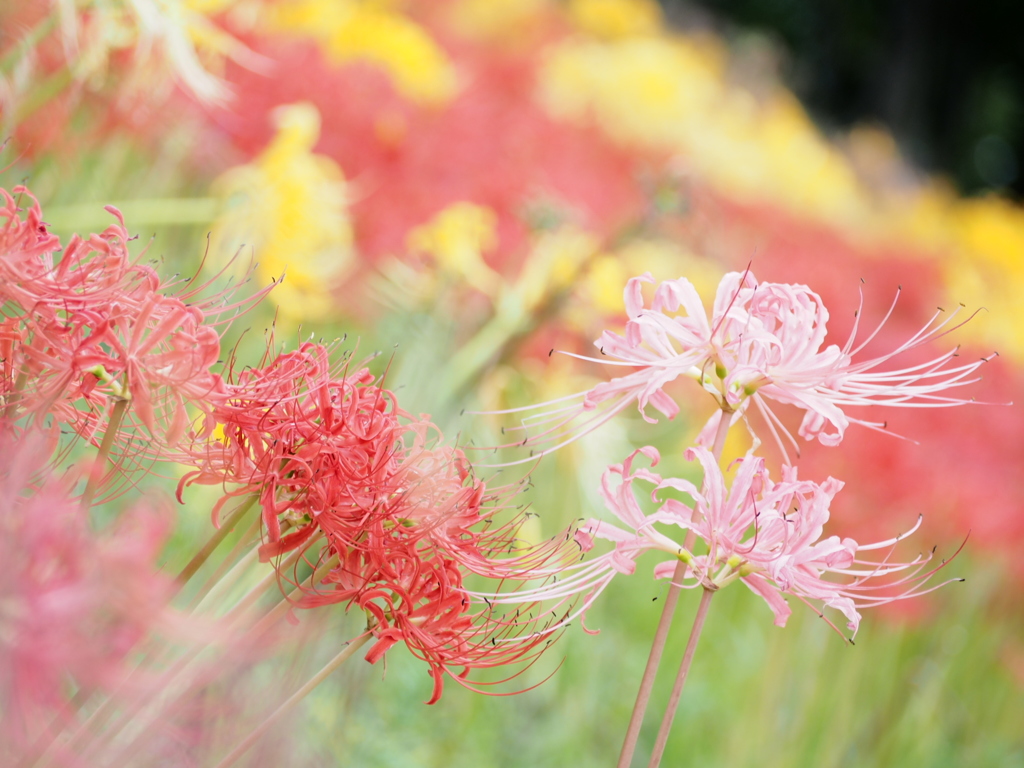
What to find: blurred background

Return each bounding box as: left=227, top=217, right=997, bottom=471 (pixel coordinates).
left=2, top=0, right=1021, bottom=765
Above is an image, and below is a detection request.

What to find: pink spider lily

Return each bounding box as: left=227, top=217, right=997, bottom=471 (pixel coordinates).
left=482, top=446, right=960, bottom=641
left=0, top=433, right=171, bottom=749
left=482, top=270, right=991, bottom=463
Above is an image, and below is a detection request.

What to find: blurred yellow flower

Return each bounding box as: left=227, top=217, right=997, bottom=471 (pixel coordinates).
left=407, top=203, right=501, bottom=295
left=568, top=0, right=662, bottom=39
left=445, top=0, right=551, bottom=41
left=943, top=196, right=1024, bottom=360
left=514, top=227, right=599, bottom=315
left=209, top=102, right=354, bottom=321
left=538, top=34, right=874, bottom=229
left=266, top=0, right=458, bottom=104
left=538, top=36, right=725, bottom=149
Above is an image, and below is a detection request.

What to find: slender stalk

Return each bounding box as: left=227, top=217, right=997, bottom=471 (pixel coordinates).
left=226, top=535, right=327, bottom=621
left=244, top=552, right=340, bottom=640
left=616, top=408, right=733, bottom=768
left=0, top=13, right=58, bottom=75
left=80, top=398, right=128, bottom=509
left=186, top=512, right=263, bottom=611
left=646, top=588, right=716, bottom=768
left=212, top=631, right=373, bottom=768
left=175, top=496, right=258, bottom=589
left=10, top=66, right=74, bottom=126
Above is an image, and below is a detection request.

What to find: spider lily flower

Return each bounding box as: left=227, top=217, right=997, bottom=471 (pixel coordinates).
left=485, top=270, right=992, bottom=462
left=486, top=446, right=959, bottom=641
left=0, top=186, right=265, bottom=448
left=176, top=340, right=573, bottom=702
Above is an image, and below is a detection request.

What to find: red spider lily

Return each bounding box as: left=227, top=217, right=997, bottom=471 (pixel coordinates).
left=178, top=341, right=409, bottom=545
left=177, top=339, right=575, bottom=702
left=1, top=185, right=266, bottom=449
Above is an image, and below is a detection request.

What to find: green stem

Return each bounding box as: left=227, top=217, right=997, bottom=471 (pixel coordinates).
left=213, top=631, right=373, bottom=768
left=80, top=398, right=128, bottom=509
left=11, top=66, right=74, bottom=126
left=616, top=408, right=733, bottom=768
left=225, top=535, right=327, bottom=621
left=646, top=588, right=716, bottom=768
left=0, top=13, right=58, bottom=75
left=243, top=551, right=340, bottom=639
left=185, top=511, right=263, bottom=611
left=175, top=496, right=258, bottom=589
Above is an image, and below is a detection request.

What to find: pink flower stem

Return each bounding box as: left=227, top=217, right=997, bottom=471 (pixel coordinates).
left=80, top=398, right=129, bottom=509
left=646, top=587, right=716, bottom=768
left=175, top=496, right=258, bottom=589
left=616, top=408, right=733, bottom=768
left=213, top=630, right=373, bottom=768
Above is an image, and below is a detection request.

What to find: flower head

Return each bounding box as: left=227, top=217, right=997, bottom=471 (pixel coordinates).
left=488, top=446, right=957, bottom=641
left=491, top=270, right=991, bottom=462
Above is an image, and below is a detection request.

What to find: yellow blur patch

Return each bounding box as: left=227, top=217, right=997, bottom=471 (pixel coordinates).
left=578, top=239, right=721, bottom=317
left=209, top=102, right=354, bottom=321
left=943, top=197, right=1024, bottom=360
left=568, top=0, right=662, bottom=39
left=537, top=35, right=870, bottom=228
left=446, top=0, right=551, bottom=41
left=407, top=203, right=501, bottom=296
left=515, top=227, right=600, bottom=314
left=266, top=0, right=458, bottom=104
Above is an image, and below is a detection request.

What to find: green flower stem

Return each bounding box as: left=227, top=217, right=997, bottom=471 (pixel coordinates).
left=175, top=496, right=258, bottom=590
left=80, top=398, right=129, bottom=509
left=226, top=534, right=328, bottom=622
left=0, top=12, right=57, bottom=75
left=243, top=551, right=341, bottom=640
left=646, top=587, right=717, bottom=768
left=185, top=511, right=264, bottom=611
left=213, top=630, right=373, bottom=768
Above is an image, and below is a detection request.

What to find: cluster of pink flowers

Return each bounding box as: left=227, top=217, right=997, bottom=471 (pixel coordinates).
left=517, top=446, right=956, bottom=641
left=487, top=269, right=976, bottom=638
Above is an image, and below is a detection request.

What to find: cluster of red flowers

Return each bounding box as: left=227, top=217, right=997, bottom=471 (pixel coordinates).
left=0, top=186, right=256, bottom=452
left=1, top=183, right=567, bottom=725
left=179, top=340, right=567, bottom=703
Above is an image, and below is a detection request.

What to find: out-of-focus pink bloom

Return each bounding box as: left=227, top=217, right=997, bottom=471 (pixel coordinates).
left=0, top=434, right=173, bottom=751
left=487, top=446, right=957, bottom=641
left=493, top=270, right=990, bottom=461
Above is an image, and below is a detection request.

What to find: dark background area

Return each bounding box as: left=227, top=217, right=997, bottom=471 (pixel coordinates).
left=662, top=0, right=1023, bottom=199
